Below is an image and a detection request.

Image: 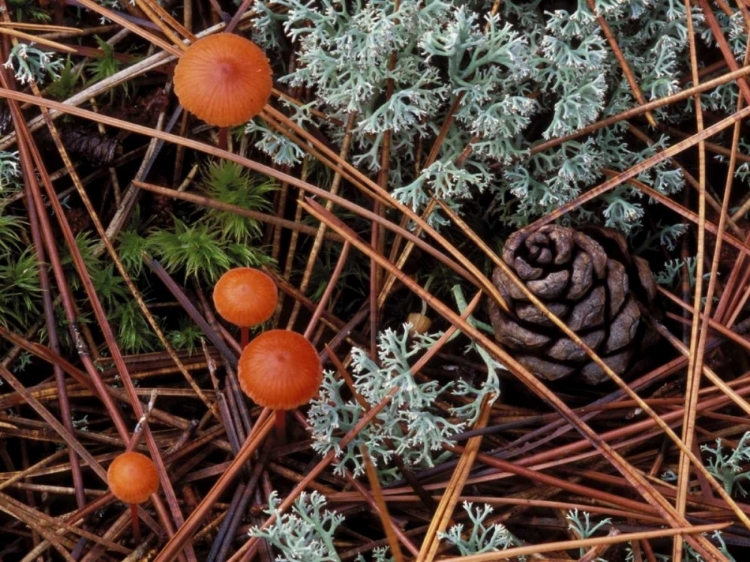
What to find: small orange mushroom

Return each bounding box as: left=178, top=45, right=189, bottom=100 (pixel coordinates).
left=108, top=451, right=159, bottom=543
left=173, top=33, right=272, bottom=128
left=238, top=329, right=322, bottom=440
left=213, top=268, right=278, bottom=347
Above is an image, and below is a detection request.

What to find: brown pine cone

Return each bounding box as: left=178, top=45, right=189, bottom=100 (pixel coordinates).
left=488, top=225, right=658, bottom=385
left=59, top=126, right=120, bottom=166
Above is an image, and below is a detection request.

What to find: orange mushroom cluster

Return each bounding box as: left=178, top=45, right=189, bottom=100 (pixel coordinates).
left=213, top=267, right=323, bottom=441
left=173, top=33, right=273, bottom=127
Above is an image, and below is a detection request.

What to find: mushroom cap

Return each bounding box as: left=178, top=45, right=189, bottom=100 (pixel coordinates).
left=238, top=329, right=323, bottom=410
left=213, top=268, right=278, bottom=327
left=108, top=451, right=159, bottom=504
left=174, top=34, right=272, bottom=127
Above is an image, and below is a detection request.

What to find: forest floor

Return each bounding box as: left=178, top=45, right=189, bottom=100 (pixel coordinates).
left=1, top=0, right=750, bottom=561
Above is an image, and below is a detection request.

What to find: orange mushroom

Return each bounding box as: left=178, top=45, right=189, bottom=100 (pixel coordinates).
left=238, top=329, right=322, bottom=440
left=108, top=451, right=159, bottom=543
left=173, top=33, right=273, bottom=128
left=213, top=267, right=278, bottom=347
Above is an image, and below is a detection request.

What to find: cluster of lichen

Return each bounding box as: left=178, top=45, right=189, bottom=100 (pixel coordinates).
left=307, top=324, right=499, bottom=479
left=249, top=0, right=743, bottom=236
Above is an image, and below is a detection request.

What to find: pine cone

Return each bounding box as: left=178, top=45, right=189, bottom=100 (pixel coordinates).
left=488, top=225, right=658, bottom=385
left=58, top=126, right=120, bottom=166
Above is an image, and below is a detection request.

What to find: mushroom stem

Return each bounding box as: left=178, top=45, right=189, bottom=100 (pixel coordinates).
left=218, top=127, right=228, bottom=151
left=130, top=503, right=141, bottom=543
left=240, top=326, right=249, bottom=349
left=274, top=409, right=286, bottom=443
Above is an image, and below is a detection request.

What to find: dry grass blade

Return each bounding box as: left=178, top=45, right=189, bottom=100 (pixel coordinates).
left=74, top=0, right=183, bottom=56
left=438, top=522, right=733, bottom=562
left=360, top=445, right=408, bottom=561
left=0, top=364, right=108, bottom=481
left=417, top=397, right=493, bottom=562
left=0, top=27, right=76, bottom=52
left=673, top=6, right=709, bottom=559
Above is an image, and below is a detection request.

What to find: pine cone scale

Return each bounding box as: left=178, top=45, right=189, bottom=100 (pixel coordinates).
left=573, top=231, right=608, bottom=278
left=521, top=354, right=576, bottom=380
left=634, top=257, right=657, bottom=302
left=604, top=297, right=640, bottom=353
left=606, top=259, right=628, bottom=315
left=566, top=252, right=594, bottom=300
left=566, top=285, right=606, bottom=331
left=516, top=302, right=569, bottom=326
left=491, top=313, right=551, bottom=349
left=513, top=258, right=543, bottom=279
left=548, top=329, right=605, bottom=362
left=493, top=267, right=528, bottom=301
left=527, top=270, right=570, bottom=299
